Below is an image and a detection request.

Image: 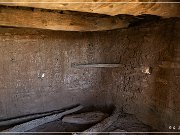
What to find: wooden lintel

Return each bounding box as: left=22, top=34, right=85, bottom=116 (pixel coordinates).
left=0, top=6, right=129, bottom=31
left=1, top=0, right=180, bottom=17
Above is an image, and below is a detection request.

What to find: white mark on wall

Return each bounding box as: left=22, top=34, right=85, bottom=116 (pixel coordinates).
left=41, top=73, right=45, bottom=78
left=141, top=66, right=152, bottom=74
left=38, top=72, right=45, bottom=79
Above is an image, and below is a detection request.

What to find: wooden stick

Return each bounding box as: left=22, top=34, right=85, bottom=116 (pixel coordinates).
left=0, top=112, right=53, bottom=126
left=0, top=107, right=74, bottom=126
left=72, top=64, right=123, bottom=68
left=3, top=105, right=83, bottom=133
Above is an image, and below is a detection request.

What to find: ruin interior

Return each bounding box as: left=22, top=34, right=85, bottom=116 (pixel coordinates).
left=0, top=0, right=180, bottom=134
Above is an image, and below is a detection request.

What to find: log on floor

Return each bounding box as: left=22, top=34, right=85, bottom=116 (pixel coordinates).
left=3, top=105, right=83, bottom=133
left=0, top=107, right=76, bottom=126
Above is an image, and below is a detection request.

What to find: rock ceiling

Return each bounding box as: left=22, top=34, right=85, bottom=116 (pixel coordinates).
left=1, top=0, right=179, bottom=17
left=0, top=0, right=179, bottom=31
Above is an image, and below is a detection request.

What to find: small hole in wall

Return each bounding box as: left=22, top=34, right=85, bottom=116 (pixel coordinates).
left=88, top=43, right=94, bottom=47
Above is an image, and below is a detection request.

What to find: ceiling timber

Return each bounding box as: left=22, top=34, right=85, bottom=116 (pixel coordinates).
left=0, top=6, right=131, bottom=31
left=0, top=0, right=180, bottom=18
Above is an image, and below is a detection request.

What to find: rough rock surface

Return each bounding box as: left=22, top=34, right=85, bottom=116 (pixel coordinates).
left=0, top=18, right=179, bottom=131
left=1, top=0, right=180, bottom=17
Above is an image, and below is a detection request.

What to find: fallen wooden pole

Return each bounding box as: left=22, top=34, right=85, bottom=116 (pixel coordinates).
left=0, top=112, right=55, bottom=127
left=3, top=105, right=83, bottom=133
left=0, top=106, right=76, bottom=126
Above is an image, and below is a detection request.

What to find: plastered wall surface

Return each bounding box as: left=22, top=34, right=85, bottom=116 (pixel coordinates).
left=0, top=19, right=179, bottom=131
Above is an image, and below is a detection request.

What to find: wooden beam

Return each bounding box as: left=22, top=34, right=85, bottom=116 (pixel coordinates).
left=4, top=105, right=83, bottom=132
left=1, top=0, right=179, bottom=18
left=72, top=63, right=124, bottom=68
left=0, top=6, right=129, bottom=31
left=0, top=105, right=80, bottom=126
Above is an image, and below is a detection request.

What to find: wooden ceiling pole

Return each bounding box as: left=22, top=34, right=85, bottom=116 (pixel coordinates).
left=1, top=0, right=179, bottom=18
left=0, top=6, right=130, bottom=31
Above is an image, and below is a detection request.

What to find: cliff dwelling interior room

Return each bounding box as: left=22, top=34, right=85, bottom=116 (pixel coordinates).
left=0, top=0, right=180, bottom=134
